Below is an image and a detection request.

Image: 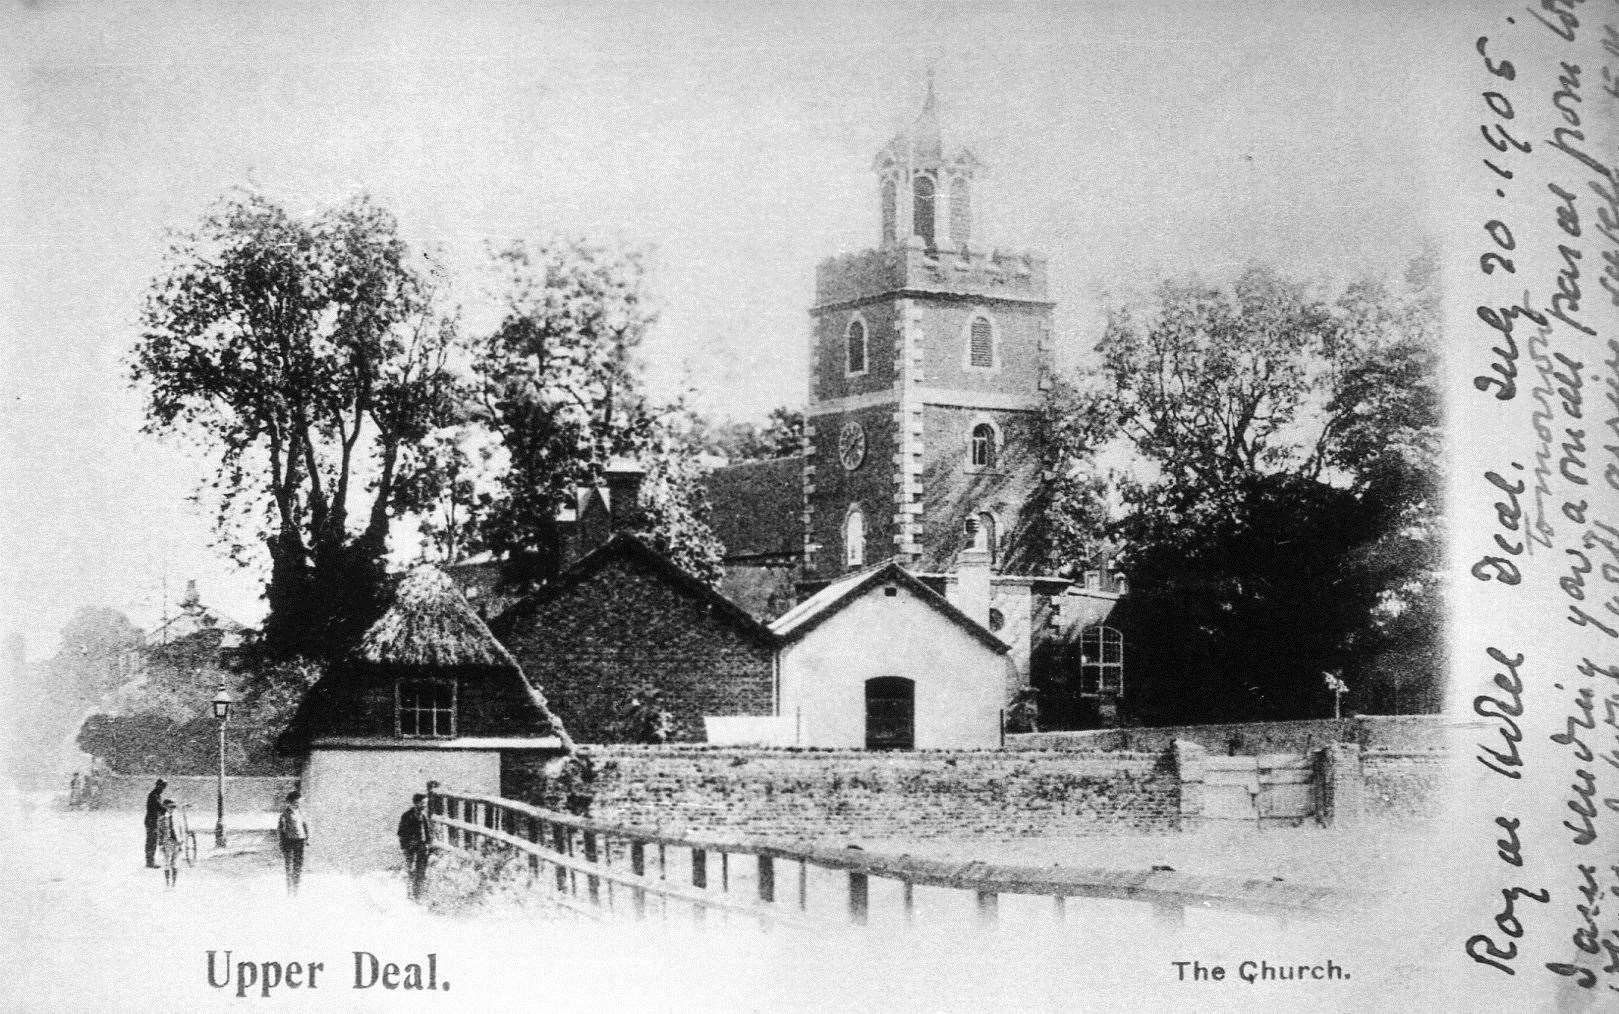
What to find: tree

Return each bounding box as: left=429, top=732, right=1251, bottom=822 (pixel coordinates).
left=470, top=239, right=656, bottom=587
left=131, top=191, right=464, bottom=658
left=628, top=438, right=726, bottom=585
left=1043, top=255, right=1442, bottom=723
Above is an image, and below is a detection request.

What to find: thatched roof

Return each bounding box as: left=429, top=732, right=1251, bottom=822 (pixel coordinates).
left=356, top=565, right=520, bottom=669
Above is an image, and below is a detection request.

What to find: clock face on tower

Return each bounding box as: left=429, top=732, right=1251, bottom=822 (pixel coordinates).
left=838, top=421, right=867, bottom=471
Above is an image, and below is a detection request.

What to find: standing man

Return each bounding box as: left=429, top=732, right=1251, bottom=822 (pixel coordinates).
left=143, top=779, right=167, bottom=869
left=396, top=793, right=432, bottom=901
left=277, top=791, right=309, bottom=896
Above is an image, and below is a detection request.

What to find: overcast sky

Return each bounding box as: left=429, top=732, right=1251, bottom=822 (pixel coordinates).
left=1, top=1, right=1447, bottom=652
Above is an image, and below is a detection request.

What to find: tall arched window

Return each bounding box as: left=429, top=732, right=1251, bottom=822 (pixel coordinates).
left=970, top=423, right=997, bottom=470
left=844, top=504, right=865, bottom=568
left=1078, top=626, right=1124, bottom=696
left=912, top=175, right=936, bottom=246
left=845, top=317, right=867, bottom=375
left=880, top=178, right=898, bottom=244
left=968, top=314, right=995, bottom=368
left=972, top=511, right=997, bottom=563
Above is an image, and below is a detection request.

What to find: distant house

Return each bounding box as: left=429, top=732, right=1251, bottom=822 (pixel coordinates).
left=280, top=566, right=570, bottom=867
left=492, top=533, right=776, bottom=744
left=771, top=553, right=1012, bottom=749
left=701, top=456, right=804, bottom=620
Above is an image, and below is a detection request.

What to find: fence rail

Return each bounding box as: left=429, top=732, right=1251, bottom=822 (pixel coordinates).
left=426, top=785, right=1362, bottom=929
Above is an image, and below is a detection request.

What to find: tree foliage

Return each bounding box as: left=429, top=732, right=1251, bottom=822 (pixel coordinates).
left=1039, top=254, right=1442, bottom=723
left=131, top=192, right=463, bottom=658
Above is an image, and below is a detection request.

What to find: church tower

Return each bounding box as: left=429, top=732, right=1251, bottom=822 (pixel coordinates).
left=802, top=83, right=1055, bottom=583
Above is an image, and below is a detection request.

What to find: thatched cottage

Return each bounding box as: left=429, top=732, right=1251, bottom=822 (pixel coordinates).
left=282, top=565, right=571, bottom=867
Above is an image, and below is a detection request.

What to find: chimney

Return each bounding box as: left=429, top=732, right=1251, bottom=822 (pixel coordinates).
left=604, top=459, right=646, bottom=532
left=948, top=545, right=993, bottom=633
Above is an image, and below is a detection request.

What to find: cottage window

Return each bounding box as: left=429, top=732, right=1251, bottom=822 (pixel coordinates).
left=1077, top=627, right=1124, bottom=697
left=970, top=423, right=997, bottom=470
left=912, top=174, right=936, bottom=246
left=844, top=504, right=865, bottom=569
left=846, top=317, right=867, bottom=376
left=397, top=679, right=456, bottom=738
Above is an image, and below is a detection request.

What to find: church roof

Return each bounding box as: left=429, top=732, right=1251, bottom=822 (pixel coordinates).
left=770, top=559, right=1007, bottom=653
left=701, top=456, right=805, bottom=561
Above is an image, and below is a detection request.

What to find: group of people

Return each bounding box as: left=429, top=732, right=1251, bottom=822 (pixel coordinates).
left=140, top=778, right=434, bottom=900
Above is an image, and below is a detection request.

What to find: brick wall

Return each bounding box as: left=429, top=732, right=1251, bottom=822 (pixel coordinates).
left=525, top=745, right=1180, bottom=842
left=498, top=555, right=774, bottom=743
left=1360, top=751, right=1450, bottom=824
left=1009, top=715, right=1457, bottom=756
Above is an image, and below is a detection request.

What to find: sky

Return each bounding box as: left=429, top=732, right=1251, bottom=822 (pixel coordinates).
left=0, top=1, right=1446, bottom=654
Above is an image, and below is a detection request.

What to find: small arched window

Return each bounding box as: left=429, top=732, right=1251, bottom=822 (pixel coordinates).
left=845, top=317, right=867, bottom=376
left=1078, top=626, right=1124, bottom=697
left=912, top=175, right=936, bottom=246
left=968, top=315, right=995, bottom=368
left=970, top=423, right=997, bottom=470
left=844, top=504, right=865, bottom=569
left=880, top=178, right=898, bottom=244
left=972, top=511, right=998, bottom=563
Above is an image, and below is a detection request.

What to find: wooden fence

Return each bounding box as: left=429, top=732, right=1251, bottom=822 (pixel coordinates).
left=426, top=785, right=1361, bottom=930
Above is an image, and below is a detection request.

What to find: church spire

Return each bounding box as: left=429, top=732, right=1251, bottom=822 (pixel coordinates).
left=873, top=74, right=980, bottom=249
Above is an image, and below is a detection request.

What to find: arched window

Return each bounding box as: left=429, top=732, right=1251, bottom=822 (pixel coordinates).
left=972, top=511, right=997, bottom=563
left=843, top=504, right=865, bottom=569
left=845, top=317, right=867, bottom=376
left=880, top=178, right=898, bottom=244
left=949, top=175, right=971, bottom=245
left=968, top=314, right=995, bottom=368
left=912, top=175, right=936, bottom=246
left=970, top=423, right=997, bottom=470
left=1078, top=626, right=1124, bottom=697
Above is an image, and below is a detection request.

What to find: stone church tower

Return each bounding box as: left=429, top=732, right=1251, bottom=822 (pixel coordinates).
left=802, top=83, right=1055, bottom=582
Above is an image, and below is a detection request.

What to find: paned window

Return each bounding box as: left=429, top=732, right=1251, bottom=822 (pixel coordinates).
left=1077, top=627, right=1124, bottom=697
left=846, top=318, right=867, bottom=375
left=969, top=315, right=995, bottom=368
left=397, top=679, right=456, bottom=738
left=970, top=423, right=997, bottom=470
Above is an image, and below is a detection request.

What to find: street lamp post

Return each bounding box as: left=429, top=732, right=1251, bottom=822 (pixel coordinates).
left=211, top=682, right=233, bottom=848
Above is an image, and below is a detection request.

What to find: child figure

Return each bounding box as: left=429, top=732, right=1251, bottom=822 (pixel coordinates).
left=156, top=800, right=183, bottom=888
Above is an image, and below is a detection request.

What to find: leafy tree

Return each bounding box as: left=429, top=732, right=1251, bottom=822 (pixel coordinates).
left=470, top=239, right=656, bottom=587
left=1041, top=255, right=1442, bottom=723
left=628, top=437, right=726, bottom=585
left=131, top=191, right=464, bottom=658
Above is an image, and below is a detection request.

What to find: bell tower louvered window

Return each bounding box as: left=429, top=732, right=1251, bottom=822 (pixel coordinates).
left=846, top=318, right=867, bottom=375
left=969, top=315, right=994, bottom=368
left=912, top=175, right=936, bottom=246
left=880, top=178, right=898, bottom=245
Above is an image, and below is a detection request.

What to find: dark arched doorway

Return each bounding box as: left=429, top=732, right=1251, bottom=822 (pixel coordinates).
left=865, top=676, right=915, bottom=750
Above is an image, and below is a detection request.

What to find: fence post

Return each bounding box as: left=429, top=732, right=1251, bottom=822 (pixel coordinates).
left=630, top=841, right=648, bottom=919
left=551, top=825, right=570, bottom=894
left=976, top=891, right=999, bottom=927
left=582, top=830, right=600, bottom=905
left=848, top=872, right=868, bottom=925
left=902, top=880, right=915, bottom=922
left=758, top=856, right=775, bottom=904
left=691, top=849, right=708, bottom=924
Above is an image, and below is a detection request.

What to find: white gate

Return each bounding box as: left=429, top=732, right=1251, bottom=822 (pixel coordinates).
left=1200, top=753, right=1318, bottom=828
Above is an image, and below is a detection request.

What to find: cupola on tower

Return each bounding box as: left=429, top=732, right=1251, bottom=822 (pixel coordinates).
left=802, top=81, right=1056, bottom=583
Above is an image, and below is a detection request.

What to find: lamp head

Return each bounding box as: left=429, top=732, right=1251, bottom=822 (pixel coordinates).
left=211, top=683, right=233, bottom=721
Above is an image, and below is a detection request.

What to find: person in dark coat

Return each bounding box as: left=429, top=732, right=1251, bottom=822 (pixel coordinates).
left=396, top=793, right=432, bottom=901
left=277, top=791, right=310, bottom=896
left=143, top=779, right=167, bottom=868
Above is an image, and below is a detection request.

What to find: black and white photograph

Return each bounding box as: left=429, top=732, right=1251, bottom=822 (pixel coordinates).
left=2, top=2, right=1616, bottom=1011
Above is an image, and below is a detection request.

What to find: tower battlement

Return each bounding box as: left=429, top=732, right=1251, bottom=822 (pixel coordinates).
left=813, top=241, right=1050, bottom=310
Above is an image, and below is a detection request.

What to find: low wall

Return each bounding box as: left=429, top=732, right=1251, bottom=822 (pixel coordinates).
left=1008, top=715, right=1455, bottom=756
left=82, top=773, right=299, bottom=812
left=537, top=745, right=1180, bottom=842
left=1360, top=750, right=1450, bottom=824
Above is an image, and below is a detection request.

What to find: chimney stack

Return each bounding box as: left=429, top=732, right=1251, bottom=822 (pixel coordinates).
left=604, top=459, right=646, bottom=532
left=948, top=544, right=993, bottom=633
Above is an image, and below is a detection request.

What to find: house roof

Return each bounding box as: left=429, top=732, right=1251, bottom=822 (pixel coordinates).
left=701, top=456, right=804, bottom=561
left=357, top=566, right=521, bottom=669
left=769, top=560, right=1008, bottom=653
left=493, top=533, right=775, bottom=647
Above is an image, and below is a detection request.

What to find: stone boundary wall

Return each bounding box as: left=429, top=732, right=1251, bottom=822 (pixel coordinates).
left=81, top=773, right=300, bottom=812
left=1359, top=750, right=1450, bottom=824
left=1008, top=715, right=1457, bottom=756
left=555, top=745, right=1180, bottom=842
